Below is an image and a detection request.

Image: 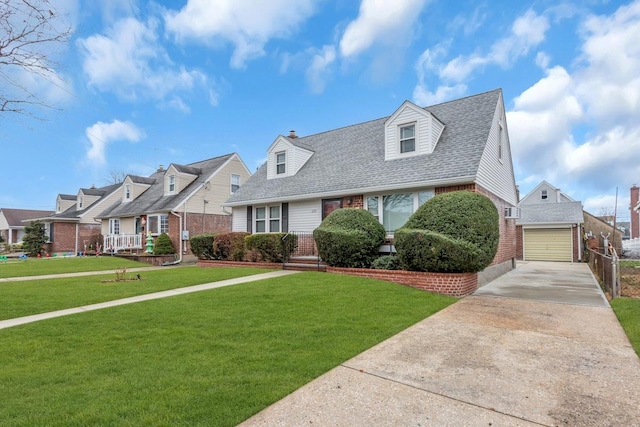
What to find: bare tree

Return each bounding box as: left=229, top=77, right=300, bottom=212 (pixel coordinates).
left=105, top=170, right=128, bottom=185
left=0, top=0, right=71, bottom=116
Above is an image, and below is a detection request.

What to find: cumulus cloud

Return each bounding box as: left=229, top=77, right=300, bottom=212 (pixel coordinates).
left=339, top=0, right=430, bottom=58
left=163, top=0, right=317, bottom=69
left=305, top=45, right=336, bottom=94
left=85, top=120, right=145, bottom=166
left=78, top=17, right=208, bottom=106
left=508, top=1, right=640, bottom=212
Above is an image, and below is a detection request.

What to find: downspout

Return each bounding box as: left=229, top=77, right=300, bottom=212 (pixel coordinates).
left=75, top=223, right=79, bottom=256
left=170, top=210, right=183, bottom=263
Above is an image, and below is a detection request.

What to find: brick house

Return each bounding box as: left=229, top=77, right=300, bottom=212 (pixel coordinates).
left=96, top=153, right=250, bottom=259
left=225, top=89, right=519, bottom=286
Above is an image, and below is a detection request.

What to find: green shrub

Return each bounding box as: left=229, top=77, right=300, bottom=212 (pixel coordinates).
left=245, top=233, right=297, bottom=263
left=313, top=209, right=386, bottom=268
left=372, top=255, right=400, bottom=270
left=394, top=191, right=499, bottom=273
left=213, top=232, right=250, bottom=261
left=153, top=233, right=176, bottom=255
left=190, top=234, right=215, bottom=259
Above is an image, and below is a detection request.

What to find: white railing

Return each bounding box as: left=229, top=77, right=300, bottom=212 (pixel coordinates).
left=104, top=234, right=143, bottom=253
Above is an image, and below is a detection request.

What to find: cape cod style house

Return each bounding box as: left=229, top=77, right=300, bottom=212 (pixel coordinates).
left=225, top=89, right=519, bottom=284
left=0, top=208, right=55, bottom=245
left=96, top=153, right=250, bottom=258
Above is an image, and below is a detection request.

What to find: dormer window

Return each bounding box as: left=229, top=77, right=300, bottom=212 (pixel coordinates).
left=276, top=152, right=286, bottom=175
left=79, top=196, right=83, bottom=208
left=541, top=190, right=548, bottom=200
left=231, top=174, right=240, bottom=194
left=125, top=184, right=131, bottom=200
left=168, top=175, right=176, bottom=193
left=399, top=124, right=416, bottom=153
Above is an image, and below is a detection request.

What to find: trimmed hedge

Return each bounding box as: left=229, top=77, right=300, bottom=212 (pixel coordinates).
left=372, top=254, right=400, bottom=270
left=395, top=191, right=499, bottom=273
left=153, top=233, right=175, bottom=255
left=190, top=234, right=215, bottom=260
left=245, top=233, right=297, bottom=263
left=313, top=208, right=386, bottom=268
left=213, top=232, right=250, bottom=261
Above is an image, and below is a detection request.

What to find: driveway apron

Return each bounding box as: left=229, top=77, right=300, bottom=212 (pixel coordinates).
left=242, top=261, right=640, bottom=426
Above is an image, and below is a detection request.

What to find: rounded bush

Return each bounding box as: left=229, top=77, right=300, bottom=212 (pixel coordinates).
left=153, top=232, right=176, bottom=255
left=190, top=233, right=215, bottom=259
left=313, top=208, right=386, bottom=268
left=372, top=254, right=400, bottom=270
left=245, top=233, right=297, bottom=263
left=213, top=232, right=250, bottom=261
left=395, top=191, right=499, bottom=273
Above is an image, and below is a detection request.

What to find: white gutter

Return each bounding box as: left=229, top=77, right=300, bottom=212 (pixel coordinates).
left=170, top=210, right=183, bottom=263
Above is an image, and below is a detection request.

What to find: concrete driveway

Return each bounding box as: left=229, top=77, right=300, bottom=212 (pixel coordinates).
left=241, top=261, right=640, bottom=426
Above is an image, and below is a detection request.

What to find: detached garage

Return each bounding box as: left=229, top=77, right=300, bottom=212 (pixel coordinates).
left=523, top=228, right=573, bottom=262
left=516, top=181, right=584, bottom=263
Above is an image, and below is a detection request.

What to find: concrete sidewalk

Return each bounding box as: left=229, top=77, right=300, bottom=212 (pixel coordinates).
left=0, top=270, right=300, bottom=330
left=241, top=262, right=640, bottom=426
left=0, top=265, right=180, bottom=282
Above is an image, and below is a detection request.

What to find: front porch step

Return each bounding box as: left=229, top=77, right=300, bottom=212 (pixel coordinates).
left=283, top=262, right=327, bottom=272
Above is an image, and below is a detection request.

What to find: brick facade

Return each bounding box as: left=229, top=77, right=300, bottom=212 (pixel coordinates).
left=47, top=222, right=102, bottom=254
left=171, top=212, right=232, bottom=255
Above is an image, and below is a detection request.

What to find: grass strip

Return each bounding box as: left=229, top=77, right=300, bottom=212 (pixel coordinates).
left=0, top=256, right=149, bottom=278
left=0, top=272, right=456, bottom=426
left=611, top=297, right=640, bottom=357
left=0, top=267, right=273, bottom=320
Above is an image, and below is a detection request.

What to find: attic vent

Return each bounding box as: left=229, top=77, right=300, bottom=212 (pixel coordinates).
left=505, top=207, right=520, bottom=219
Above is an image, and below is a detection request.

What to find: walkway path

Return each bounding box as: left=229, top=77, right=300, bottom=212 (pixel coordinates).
left=0, top=270, right=300, bottom=330
left=0, top=265, right=180, bottom=283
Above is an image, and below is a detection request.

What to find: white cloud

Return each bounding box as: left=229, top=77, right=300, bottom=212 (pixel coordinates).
left=85, top=120, right=145, bottom=166
left=305, top=45, right=336, bottom=94
left=78, top=17, right=208, bottom=106
left=413, top=83, right=467, bottom=106
left=339, top=0, right=430, bottom=58
left=163, top=0, right=317, bottom=69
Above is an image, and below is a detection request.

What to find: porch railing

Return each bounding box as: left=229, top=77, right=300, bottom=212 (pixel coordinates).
left=104, top=234, right=143, bottom=253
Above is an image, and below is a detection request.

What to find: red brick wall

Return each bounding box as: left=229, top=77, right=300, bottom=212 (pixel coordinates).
left=572, top=226, right=581, bottom=262
left=50, top=222, right=101, bottom=254
left=171, top=212, right=232, bottom=255
left=342, top=195, right=363, bottom=209
left=327, top=267, right=478, bottom=297
left=516, top=225, right=523, bottom=260
left=631, top=185, right=639, bottom=239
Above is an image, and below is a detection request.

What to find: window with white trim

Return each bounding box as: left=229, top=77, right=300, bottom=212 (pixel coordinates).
left=109, top=218, right=120, bottom=235
left=541, top=190, right=548, bottom=200
left=366, top=190, right=435, bottom=234
left=399, top=124, right=416, bottom=154
left=231, top=174, right=240, bottom=194
left=168, top=175, right=176, bottom=193
left=498, top=123, right=504, bottom=161
left=125, top=184, right=131, bottom=200
left=79, top=196, right=83, bottom=209
left=276, top=152, right=286, bottom=175
left=147, top=214, right=169, bottom=235
left=254, top=205, right=281, bottom=233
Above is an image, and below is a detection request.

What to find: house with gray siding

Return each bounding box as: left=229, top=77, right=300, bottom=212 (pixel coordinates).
left=226, top=89, right=519, bottom=282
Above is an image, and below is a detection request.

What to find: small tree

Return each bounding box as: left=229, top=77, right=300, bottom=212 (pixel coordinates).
left=23, top=220, right=47, bottom=257
left=153, top=233, right=175, bottom=255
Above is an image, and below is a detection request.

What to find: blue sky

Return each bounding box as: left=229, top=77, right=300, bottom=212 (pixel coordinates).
left=2, top=0, right=639, bottom=222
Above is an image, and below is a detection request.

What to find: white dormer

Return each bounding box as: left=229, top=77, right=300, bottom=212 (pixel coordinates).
left=266, top=135, right=314, bottom=179
left=384, top=101, right=444, bottom=160
left=122, top=176, right=152, bottom=202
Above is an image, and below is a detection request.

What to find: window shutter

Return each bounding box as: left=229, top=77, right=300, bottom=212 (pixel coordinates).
left=282, top=203, right=289, bottom=233
left=246, top=206, right=252, bottom=233
left=49, top=223, right=54, bottom=242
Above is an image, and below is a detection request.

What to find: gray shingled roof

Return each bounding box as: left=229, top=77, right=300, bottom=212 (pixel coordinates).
left=516, top=201, right=584, bottom=225
left=42, top=183, right=121, bottom=221
left=59, top=194, right=76, bottom=201
left=227, top=89, right=501, bottom=205
left=0, top=208, right=55, bottom=226
left=97, top=154, right=234, bottom=218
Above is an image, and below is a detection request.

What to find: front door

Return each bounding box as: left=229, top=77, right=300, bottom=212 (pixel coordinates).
left=322, top=198, right=343, bottom=220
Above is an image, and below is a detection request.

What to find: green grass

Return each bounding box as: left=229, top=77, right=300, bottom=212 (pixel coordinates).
left=0, top=267, right=273, bottom=320
left=0, top=273, right=456, bottom=426
left=620, top=260, right=640, bottom=268
left=611, top=297, right=640, bottom=357
left=0, top=256, right=149, bottom=278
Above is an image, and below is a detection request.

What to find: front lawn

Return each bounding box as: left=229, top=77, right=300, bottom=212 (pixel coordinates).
left=0, top=273, right=456, bottom=426
left=0, top=256, right=148, bottom=278
left=0, top=267, right=273, bottom=320
left=611, top=297, right=640, bottom=357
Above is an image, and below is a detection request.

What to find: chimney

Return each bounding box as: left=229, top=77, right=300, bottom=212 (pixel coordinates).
left=288, top=130, right=298, bottom=139
left=90, top=184, right=96, bottom=189
left=157, top=164, right=164, bottom=172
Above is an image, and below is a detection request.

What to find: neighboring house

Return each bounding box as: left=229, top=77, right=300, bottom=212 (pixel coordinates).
left=584, top=211, right=623, bottom=255
left=616, top=221, right=631, bottom=240
left=97, top=153, right=250, bottom=258
left=0, top=208, right=54, bottom=245
left=34, top=184, right=122, bottom=255
left=226, top=89, right=519, bottom=283
left=631, top=184, right=639, bottom=239
left=516, top=181, right=584, bottom=262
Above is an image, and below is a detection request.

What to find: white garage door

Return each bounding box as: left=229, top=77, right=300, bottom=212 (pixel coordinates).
left=524, top=228, right=572, bottom=262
